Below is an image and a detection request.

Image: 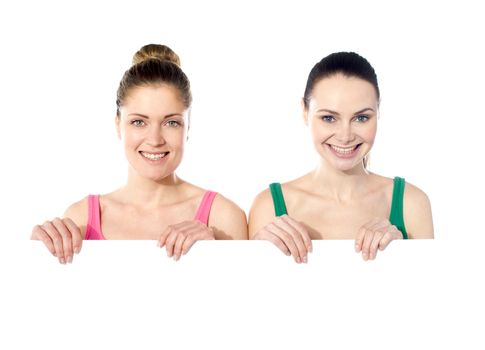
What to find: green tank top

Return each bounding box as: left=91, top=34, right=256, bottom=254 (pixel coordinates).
left=269, top=177, right=408, bottom=239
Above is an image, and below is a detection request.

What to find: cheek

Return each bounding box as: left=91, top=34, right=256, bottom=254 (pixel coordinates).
left=361, top=123, right=377, bottom=142
left=310, top=122, right=331, bottom=142
left=121, top=130, right=141, bottom=148
left=166, top=129, right=186, bottom=148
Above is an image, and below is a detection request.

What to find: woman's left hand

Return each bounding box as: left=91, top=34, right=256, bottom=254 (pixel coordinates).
left=355, top=218, right=403, bottom=261
left=158, top=220, right=215, bottom=261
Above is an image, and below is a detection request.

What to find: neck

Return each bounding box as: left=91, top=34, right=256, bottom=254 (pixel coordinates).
left=311, top=159, right=370, bottom=201
left=120, top=168, right=185, bottom=207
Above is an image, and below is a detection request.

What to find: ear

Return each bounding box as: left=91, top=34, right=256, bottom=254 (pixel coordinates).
left=186, top=109, right=191, bottom=141
left=377, top=99, right=381, bottom=120
left=301, top=98, right=309, bottom=126
left=115, top=115, right=121, bottom=139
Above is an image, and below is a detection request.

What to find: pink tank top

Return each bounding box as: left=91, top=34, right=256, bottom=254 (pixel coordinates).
left=85, top=191, right=218, bottom=240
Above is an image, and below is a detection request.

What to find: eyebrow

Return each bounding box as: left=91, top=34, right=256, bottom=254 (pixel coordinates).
left=316, top=108, right=375, bottom=115
left=127, top=113, right=183, bottom=119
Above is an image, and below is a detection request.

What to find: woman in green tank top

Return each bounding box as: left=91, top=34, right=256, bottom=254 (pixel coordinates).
left=248, top=52, right=434, bottom=262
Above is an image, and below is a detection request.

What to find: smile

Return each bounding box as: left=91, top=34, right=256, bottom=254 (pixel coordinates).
left=140, top=151, right=169, bottom=160
left=327, top=144, right=362, bottom=158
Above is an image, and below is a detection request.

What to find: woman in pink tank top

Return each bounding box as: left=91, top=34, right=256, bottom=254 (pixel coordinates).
left=31, top=44, right=248, bottom=264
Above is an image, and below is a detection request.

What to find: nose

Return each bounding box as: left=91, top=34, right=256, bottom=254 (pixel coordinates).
left=334, top=122, right=355, bottom=144
left=146, top=124, right=166, bottom=147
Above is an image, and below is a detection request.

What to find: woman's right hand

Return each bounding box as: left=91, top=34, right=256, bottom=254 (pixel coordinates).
left=31, top=218, right=82, bottom=264
left=251, top=214, right=312, bottom=264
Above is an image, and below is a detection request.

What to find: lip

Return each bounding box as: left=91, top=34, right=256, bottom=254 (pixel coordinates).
left=326, top=143, right=362, bottom=159
left=139, top=151, right=169, bottom=163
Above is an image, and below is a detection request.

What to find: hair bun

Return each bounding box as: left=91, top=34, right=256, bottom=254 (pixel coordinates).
left=132, top=44, right=181, bottom=66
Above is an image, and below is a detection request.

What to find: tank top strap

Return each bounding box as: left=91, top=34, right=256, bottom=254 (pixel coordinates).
left=389, top=177, right=409, bottom=239
left=85, top=194, right=105, bottom=240
left=194, top=191, right=218, bottom=226
left=269, top=183, right=288, bottom=217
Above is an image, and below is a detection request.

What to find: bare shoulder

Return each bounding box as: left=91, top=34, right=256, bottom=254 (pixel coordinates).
left=209, top=193, right=248, bottom=240
left=63, top=196, right=89, bottom=238
left=248, top=187, right=278, bottom=238
left=403, top=180, right=434, bottom=239
left=249, top=187, right=274, bottom=214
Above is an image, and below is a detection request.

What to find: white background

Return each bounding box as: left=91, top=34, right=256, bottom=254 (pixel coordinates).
left=0, top=0, right=484, bottom=348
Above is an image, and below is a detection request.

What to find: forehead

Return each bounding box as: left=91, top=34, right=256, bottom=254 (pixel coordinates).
left=310, top=74, right=378, bottom=111
left=122, top=84, right=186, bottom=115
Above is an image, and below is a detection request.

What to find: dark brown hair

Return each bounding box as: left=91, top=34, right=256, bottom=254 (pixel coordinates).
left=303, top=52, right=379, bottom=109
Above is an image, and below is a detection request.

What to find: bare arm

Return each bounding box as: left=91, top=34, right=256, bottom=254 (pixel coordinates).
left=208, top=194, right=248, bottom=240
left=248, top=189, right=276, bottom=238
left=63, top=197, right=89, bottom=239
left=403, top=182, right=434, bottom=239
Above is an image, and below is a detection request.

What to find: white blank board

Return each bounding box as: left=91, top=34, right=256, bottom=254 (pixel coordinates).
left=0, top=240, right=483, bottom=350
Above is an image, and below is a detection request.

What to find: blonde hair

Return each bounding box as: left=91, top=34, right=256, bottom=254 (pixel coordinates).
left=132, top=44, right=181, bottom=66
left=116, top=44, right=191, bottom=114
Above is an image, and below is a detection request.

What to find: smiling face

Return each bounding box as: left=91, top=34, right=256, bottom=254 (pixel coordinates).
left=304, top=73, right=378, bottom=173
left=116, top=84, right=189, bottom=182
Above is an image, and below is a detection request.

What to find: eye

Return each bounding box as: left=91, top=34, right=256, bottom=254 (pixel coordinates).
left=355, top=114, right=370, bottom=123
left=165, top=120, right=182, bottom=127
left=131, top=119, right=145, bottom=127
left=320, top=115, right=336, bottom=123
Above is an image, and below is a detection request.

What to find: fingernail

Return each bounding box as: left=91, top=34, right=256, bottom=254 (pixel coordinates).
left=74, top=247, right=80, bottom=254
left=303, top=256, right=308, bottom=263
left=362, top=253, right=368, bottom=261
left=60, top=258, right=66, bottom=264
left=68, top=256, right=73, bottom=263
left=296, top=257, right=301, bottom=264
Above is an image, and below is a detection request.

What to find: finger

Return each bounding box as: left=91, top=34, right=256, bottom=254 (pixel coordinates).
left=361, top=229, right=375, bottom=261
left=365, top=220, right=390, bottom=260
left=378, top=232, right=395, bottom=251
left=158, top=225, right=173, bottom=248
left=274, top=217, right=308, bottom=263
left=63, top=218, right=83, bottom=254
left=181, top=235, right=201, bottom=256
left=281, top=215, right=313, bottom=253
left=369, top=231, right=385, bottom=260
left=52, top=218, right=74, bottom=263
left=378, top=226, right=402, bottom=251
left=267, top=223, right=302, bottom=263
left=181, top=226, right=215, bottom=256
left=164, top=231, right=180, bottom=258
left=355, top=217, right=384, bottom=252
left=266, top=232, right=291, bottom=256
left=159, top=221, right=198, bottom=248
left=31, top=225, right=56, bottom=256
left=41, top=221, right=65, bottom=264
left=172, top=234, right=188, bottom=261
left=254, top=229, right=291, bottom=256
left=355, top=225, right=367, bottom=252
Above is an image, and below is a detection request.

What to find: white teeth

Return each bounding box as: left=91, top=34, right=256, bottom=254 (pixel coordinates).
left=141, top=152, right=167, bottom=160
left=330, top=145, right=358, bottom=154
